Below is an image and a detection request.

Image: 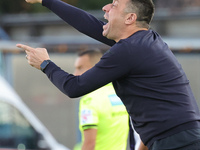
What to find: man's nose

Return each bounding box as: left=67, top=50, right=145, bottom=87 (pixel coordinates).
left=102, top=3, right=112, bottom=12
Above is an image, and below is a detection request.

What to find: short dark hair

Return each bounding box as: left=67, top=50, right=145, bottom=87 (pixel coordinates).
left=78, top=49, right=103, bottom=65
left=125, top=0, right=155, bottom=28
left=78, top=49, right=102, bottom=57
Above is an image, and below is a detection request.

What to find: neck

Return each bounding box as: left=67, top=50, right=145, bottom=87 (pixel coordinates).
left=115, top=27, right=148, bottom=42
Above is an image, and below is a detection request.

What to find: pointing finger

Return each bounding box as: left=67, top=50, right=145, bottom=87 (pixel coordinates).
left=16, top=44, right=34, bottom=52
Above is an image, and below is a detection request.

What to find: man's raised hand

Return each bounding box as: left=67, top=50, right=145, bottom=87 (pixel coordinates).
left=25, top=0, right=42, bottom=4
left=16, top=44, right=50, bottom=70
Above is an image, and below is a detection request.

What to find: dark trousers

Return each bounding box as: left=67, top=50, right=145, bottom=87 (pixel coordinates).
left=150, top=129, right=200, bottom=150
left=176, top=140, right=200, bottom=150
left=150, top=140, right=200, bottom=150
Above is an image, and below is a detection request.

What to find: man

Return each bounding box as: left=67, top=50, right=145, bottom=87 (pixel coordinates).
left=73, top=49, right=129, bottom=150
left=17, top=0, right=200, bottom=149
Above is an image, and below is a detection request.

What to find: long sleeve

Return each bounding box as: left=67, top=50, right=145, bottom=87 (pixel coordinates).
left=44, top=41, right=132, bottom=98
left=42, top=0, right=115, bottom=46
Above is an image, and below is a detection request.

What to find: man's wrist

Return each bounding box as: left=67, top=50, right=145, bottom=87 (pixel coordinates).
left=40, top=60, right=51, bottom=72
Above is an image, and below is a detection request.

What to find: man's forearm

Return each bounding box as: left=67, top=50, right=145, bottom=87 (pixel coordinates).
left=81, top=129, right=97, bottom=150
left=25, top=0, right=42, bottom=4
left=81, top=143, right=95, bottom=150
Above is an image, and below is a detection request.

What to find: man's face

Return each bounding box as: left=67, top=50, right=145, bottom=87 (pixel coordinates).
left=74, top=55, right=93, bottom=76
left=102, top=0, right=129, bottom=41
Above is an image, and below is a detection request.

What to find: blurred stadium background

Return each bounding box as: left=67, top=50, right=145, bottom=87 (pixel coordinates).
left=0, top=0, right=200, bottom=149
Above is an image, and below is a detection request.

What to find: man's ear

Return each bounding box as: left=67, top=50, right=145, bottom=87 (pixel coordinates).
left=125, top=13, right=137, bottom=25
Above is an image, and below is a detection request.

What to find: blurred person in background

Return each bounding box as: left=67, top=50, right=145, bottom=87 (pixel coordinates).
left=73, top=49, right=128, bottom=150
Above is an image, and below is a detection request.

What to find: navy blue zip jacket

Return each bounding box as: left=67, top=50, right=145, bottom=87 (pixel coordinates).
left=42, top=0, right=200, bottom=147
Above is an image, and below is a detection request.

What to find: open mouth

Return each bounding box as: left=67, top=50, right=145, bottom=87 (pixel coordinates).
left=102, top=13, right=109, bottom=36
left=103, top=13, right=109, bottom=23
left=103, top=23, right=108, bottom=31
left=103, top=15, right=109, bottom=30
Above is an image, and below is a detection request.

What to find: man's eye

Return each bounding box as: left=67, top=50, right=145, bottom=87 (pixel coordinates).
left=111, top=4, right=116, bottom=8
left=111, top=2, right=118, bottom=8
